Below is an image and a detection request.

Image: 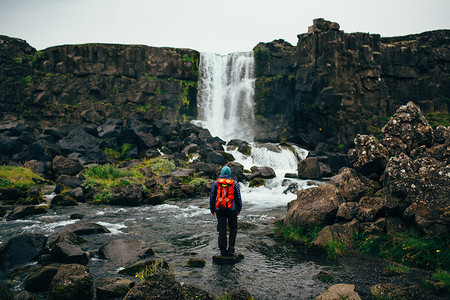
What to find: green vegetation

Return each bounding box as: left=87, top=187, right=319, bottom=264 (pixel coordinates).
left=424, top=112, right=450, bottom=129
left=430, top=270, right=450, bottom=288
left=353, top=230, right=449, bottom=271
left=182, top=54, right=194, bottom=64
left=104, top=143, right=135, bottom=160
left=325, top=239, right=347, bottom=259
left=188, top=177, right=208, bottom=187
left=386, top=264, right=411, bottom=274
left=274, top=222, right=323, bottom=245
left=0, top=166, right=43, bottom=190
left=112, top=85, right=120, bottom=94
left=134, top=259, right=171, bottom=281
left=132, top=157, right=176, bottom=174
left=21, top=75, right=32, bottom=85
left=316, top=272, right=335, bottom=283
left=12, top=57, right=23, bottom=64
left=82, top=164, right=144, bottom=204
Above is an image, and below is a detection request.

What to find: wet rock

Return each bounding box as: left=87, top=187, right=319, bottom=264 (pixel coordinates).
left=298, top=157, right=321, bottom=179
left=348, top=134, right=389, bottom=178
left=207, top=151, right=227, bottom=165
left=24, top=160, right=47, bottom=177
left=186, top=258, right=206, bottom=268
left=356, top=196, right=384, bottom=222
left=212, top=253, right=244, bottom=265
left=58, top=126, right=106, bottom=164
left=192, top=162, right=217, bottom=178
left=118, top=258, right=169, bottom=276
left=67, top=187, right=85, bottom=202
left=50, top=242, right=89, bottom=265
left=369, top=283, right=426, bottom=300
left=110, top=183, right=143, bottom=206
left=7, top=205, right=49, bottom=220
left=99, top=239, right=155, bottom=265
left=52, top=155, right=83, bottom=177
left=0, top=233, right=47, bottom=269
left=48, top=264, right=94, bottom=300
left=96, top=277, right=135, bottom=300
left=227, top=161, right=245, bottom=182
left=248, top=177, right=265, bottom=187
left=63, top=222, right=110, bottom=235
left=13, top=290, right=36, bottom=300
left=433, top=125, right=450, bottom=144
left=224, top=289, right=253, bottom=300
left=284, top=184, right=341, bottom=228
left=49, top=230, right=87, bottom=247
left=50, top=194, right=78, bottom=207
left=24, top=265, right=59, bottom=292
left=312, top=222, right=358, bottom=251
left=250, top=166, right=276, bottom=179
left=283, top=182, right=299, bottom=194
left=315, top=283, right=361, bottom=300
left=55, top=175, right=83, bottom=192
left=319, top=162, right=333, bottom=178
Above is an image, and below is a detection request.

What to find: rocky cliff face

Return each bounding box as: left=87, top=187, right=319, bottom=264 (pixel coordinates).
left=253, top=19, right=449, bottom=148
left=0, top=35, right=199, bottom=127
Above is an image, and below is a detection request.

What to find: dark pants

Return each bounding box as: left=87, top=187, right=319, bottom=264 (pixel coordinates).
left=216, top=210, right=238, bottom=256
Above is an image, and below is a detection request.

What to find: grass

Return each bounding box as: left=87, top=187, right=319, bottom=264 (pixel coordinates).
left=134, top=258, right=172, bottom=281
left=431, top=270, right=450, bottom=287
left=104, top=143, right=135, bottom=160
left=424, top=112, right=450, bottom=129
left=326, top=239, right=347, bottom=259
left=82, top=164, right=144, bottom=204
left=386, top=264, right=411, bottom=274
left=353, top=230, right=449, bottom=271
left=274, top=222, right=323, bottom=245
left=0, top=165, right=43, bottom=190
left=132, top=157, right=176, bottom=174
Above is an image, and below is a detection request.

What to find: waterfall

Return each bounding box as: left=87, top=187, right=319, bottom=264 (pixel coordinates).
left=196, top=52, right=256, bottom=142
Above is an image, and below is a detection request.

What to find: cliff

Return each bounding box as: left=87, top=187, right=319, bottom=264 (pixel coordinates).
left=253, top=19, right=449, bottom=148
left=0, top=35, right=199, bottom=127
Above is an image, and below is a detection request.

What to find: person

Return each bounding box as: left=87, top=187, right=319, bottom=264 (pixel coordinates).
left=209, top=166, right=242, bottom=257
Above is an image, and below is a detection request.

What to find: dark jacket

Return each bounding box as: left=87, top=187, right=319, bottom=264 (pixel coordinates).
left=209, top=174, right=242, bottom=213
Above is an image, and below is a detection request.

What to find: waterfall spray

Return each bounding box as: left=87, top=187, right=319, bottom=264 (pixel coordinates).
left=196, top=52, right=256, bottom=142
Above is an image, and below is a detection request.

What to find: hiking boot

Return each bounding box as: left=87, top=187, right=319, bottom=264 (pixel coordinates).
left=220, top=250, right=228, bottom=257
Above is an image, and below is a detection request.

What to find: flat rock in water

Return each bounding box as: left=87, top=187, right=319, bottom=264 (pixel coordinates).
left=212, top=253, right=244, bottom=265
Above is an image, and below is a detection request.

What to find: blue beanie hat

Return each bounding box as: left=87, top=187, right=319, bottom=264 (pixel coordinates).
left=221, top=166, right=231, bottom=175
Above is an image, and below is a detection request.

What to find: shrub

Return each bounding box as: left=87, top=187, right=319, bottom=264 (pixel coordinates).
left=326, top=239, right=347, bottom=259
left=0, top=166, right=43, bottom=190
left=189, top=177, right=208, bottom=187
left=133, top=157, right=176, bottom=174
left=274, top=222, right=323, bottom=245
left=431, top=270, right=450, bottom=288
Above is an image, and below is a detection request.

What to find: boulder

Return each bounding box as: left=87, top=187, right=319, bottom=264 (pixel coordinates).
left=207, top=151, right=227, bottom=165
left=298, top=157, right=321, bottom=179
left=381, top=101, right=433, bottom=155
left=248, top=177, right=265, bottom=187
left=369, top=283, right=426, bottom=300
left=99, top=239, right=155, bottom=264
left=434, top=125, right=450, bottom=145
left=227, top=161, right=245, bottom=182
left=24, top=160, right=47, bottom=177
left=7, top=205, right=49, bottom=220
left=336, top=168, right=380, bottom=203
left=50, top=242, right=89, bottom=265
left=192, top=162, right=217, bottom=178
left=224, top=289, right=253, bottom=300
left=58, top=126, right=106, bottom=164
left=0, top=283, right=13, bottom=300
left=48, top=264, right=94, bottom=300
left=13, top=290, right=36, bottom=300
left=315, top=284, right=361, bottom=300
left=0, top=233, right=47, bottom=269
left=212, top=253, right=244, bottom=265
left=55, top=175, right=83, bottom=192
left=50, top=194, right=78, bottom=207
left=24, top=265, right=59, bottom=292
left=52, top=155, right=83, bottom=177
left=63, top=222, right=110, bottom=235
left=284, top=184, right=342, bottom=228
left=283, top=182, right=300, bottom=194
left=186, top=258, right=206, bottom=268
left=118, top=258, right=169, bottom=276
left=348, top=134, right=389, bottom=178
left=67, top=187, right=85, bottom=202
left=110, top=183, right=143, bottom=206
left=96, top=277, right=135, bottom=300
left=336, top=202, right=358, bottom=220
left=250, top=166, right=276, bottom=179
left=312, top=221, right=359, bottom=251
left=356, top=196, right=384, bottom=222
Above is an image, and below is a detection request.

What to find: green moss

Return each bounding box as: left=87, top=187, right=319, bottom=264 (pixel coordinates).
left=326, top=239, right=347, bottom=259
left=189, top=177, right=208, bottom=187
left=424, top=112, right=450, bottom=129
left=274, top=222, right=323, bottom=245
left=112, top=85, right=120, bottom=94
left=12, top=57, right=23, bottom=64
left=431, top=270, right=450, bottom=288
left=21, top=75, right=32, bottom=85
left=132, top=157, right=176, bottom=174
left=0, top=166, right=43, bottom=190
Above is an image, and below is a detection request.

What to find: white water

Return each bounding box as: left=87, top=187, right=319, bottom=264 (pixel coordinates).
left=195, top=52, right=256, bottom=142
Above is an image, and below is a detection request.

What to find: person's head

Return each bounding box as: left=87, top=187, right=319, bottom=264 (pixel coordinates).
left=221, top=166, right=231, bottom=176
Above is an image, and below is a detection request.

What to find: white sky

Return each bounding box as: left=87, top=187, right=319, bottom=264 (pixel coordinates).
left=1, top=0, right=449, bottom=54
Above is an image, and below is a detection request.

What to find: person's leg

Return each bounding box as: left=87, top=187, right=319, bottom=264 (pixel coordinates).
left=227, top=210, right=238, bottom=255
left=216, top=211, right=228, bottom=256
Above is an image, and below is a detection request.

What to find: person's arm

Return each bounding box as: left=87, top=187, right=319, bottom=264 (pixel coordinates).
left=234, top=180, right=242, bottom=213
left=209, top=181, right=217, bottom=215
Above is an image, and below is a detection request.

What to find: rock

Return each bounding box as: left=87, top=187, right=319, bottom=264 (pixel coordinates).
left=248, top=177, right=265, bottom=188
left=382, top=101, right=433, bottom=155
left=170, top=168, right=194, bottom=177
left=336, top=168, right=380, bottom=203
left=283, top=182, right=299, bottom=194
left=48, top=264, right=94, bottom=300
left=67, top=187, right=85, bottom=202
left=13, top=290, right=36, bottom=300
left=63, top=222, right=110, bottom=235
left=99, top=239, right=155, bottom=265
left=212, top=253, right=244, bottom=265
left=24, top=265, right=59, bottom=292
left=110, top=183, right=143, bottom=206
left=55, top=175, right=83, bottom=192
left=319, top=162, right=333, bottom=178
left=58, top=127, right=106, bottom=164
left=182, top=284, right=215, bottom=300
left=434, top=125, right=450, bottom=144
left=227, top=161, right=245, bottom=182
left=0, top=233, right=47, bottom=269
left=369, top=283, right=426, bottom=300
left=348, top=134, right=389, bottom=178
left=356, top=196, right=384, bottom=222
left=312, top=222, right=358, bottom=251
left=224, top=289, right=253, bottom=300
left=192, top=162, right=217, bottom=178
left=50, top=242, right=89, bottom=265
left=207, top=151, right=227, bottom=165
left=52, top=155, right=83, bottom=177
left=336, top=202, right=358, bottom=220
left=186, top=258, right=206, bottom=268
left=250, top=166, right=276, bottom=179
left=0, top=283, right=13, bottom=300
left=96, top=277, right=135, bottom=300
left=50, top=194, right=78, bottom=207
left=284, top=173, right=298, bottom=178
left=298, top=157, right=321, bottom=179
left=315, top=284, right=361, bottom=300
left=48, top=230, right=87, bottom=247
left=24, top=160, right=47, bottom=177
left=7, top=205, right=49, bottom=220
left=284, top=184, right=341, bottom=228
left=118, top=258, right=169, bottom=276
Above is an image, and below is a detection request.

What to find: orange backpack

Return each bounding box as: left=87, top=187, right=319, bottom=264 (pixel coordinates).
left=215, top=178, right=235, bottom=209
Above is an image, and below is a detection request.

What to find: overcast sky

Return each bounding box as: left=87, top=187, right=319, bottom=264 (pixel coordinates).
left=1, top=0, right=449, bottom=54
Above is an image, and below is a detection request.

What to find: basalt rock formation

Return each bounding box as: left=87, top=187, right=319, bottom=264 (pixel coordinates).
left=0, top=35, right=199, bottom=127
left=254, top=18, right=449, bottom=148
